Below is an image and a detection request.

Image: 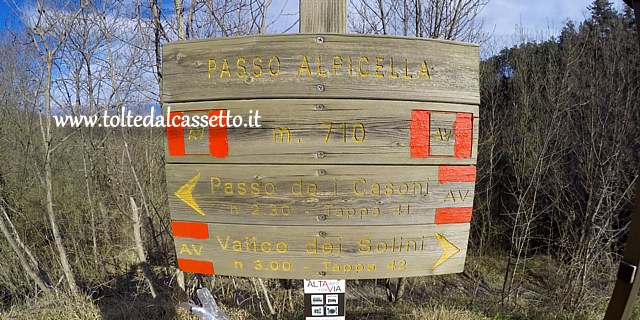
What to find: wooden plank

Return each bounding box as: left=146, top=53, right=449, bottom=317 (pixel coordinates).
left=164, top=100, right=479, bottom=164
left=172, top=223, right=470, bottom=279
left=161, top=34, right=479, bottom=104
left=166, top=164, right=476, bottom=225
left=300, top=0, right=347, bottom=33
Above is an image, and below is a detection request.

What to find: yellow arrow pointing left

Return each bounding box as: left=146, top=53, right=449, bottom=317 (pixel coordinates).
left=432, top=232, right=460, bottom=270
left=175, top=173, right=205, bottom=216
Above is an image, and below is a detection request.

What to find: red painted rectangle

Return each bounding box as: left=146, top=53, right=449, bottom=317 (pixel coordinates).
left=208, top=110, right=229, bottom=158
left=177, top=259, right=214, bottom=275
left=410, top=110, right=430, bottom=158
left=171, top=221, right=209, bottom=239
left=454, top=113, right=473, bottom=158
left=435, top=207, right=473, bottom=224
left=438, top=166, right=476, bottom=183
left=167, top=112, right=185, bottom=156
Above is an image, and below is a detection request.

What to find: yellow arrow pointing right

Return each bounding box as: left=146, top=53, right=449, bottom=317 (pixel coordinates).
left=175, top=173, right=205, bottom=216
left=432, top=232, right=460, bottom=270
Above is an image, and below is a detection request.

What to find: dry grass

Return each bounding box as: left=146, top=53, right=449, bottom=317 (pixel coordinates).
left=0, top=254, right=631, bottom=320
left=0, top=294, right=101, bottom=320
left=408, top=305, right=491, bottom=319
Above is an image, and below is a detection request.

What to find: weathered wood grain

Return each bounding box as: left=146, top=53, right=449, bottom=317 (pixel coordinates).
left=173, top=223, right=470, bottom=279
left=166, top=164, right=476, bottom=225
left=162, top=34, right=479, bottom=104
left=164, top=100, right=479, bottom=164
left=300, top=0, right=347, bottom=33
left=163, top=15, right=481, bottom=279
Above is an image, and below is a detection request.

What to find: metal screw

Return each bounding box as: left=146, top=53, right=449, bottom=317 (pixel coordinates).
left=316, top=151, right=325, bottom=159
left=316, top=84, right=325, bottom=92
left=319, top=231, right=327, bottom=237
left=318, top=271, right=327, bottom=276
left=317, top=169, right=326, bottom=176
left=315, top=104, right=325, bottom=111
left=317, top=215, right=327, bottom=221
left=315, top=36, right=324, bottom=44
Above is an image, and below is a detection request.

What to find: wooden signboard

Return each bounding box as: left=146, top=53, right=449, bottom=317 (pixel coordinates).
left=162, top=4, right=479, bottom=280
left=173, top=224, right=469, bottom=279
left=165, top=100, right=479, bottom=165
left=162, top=34, right=479, bottom=105
left=166, top=164, right=476, bottom=226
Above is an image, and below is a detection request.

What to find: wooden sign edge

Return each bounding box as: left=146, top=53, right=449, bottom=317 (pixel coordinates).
left=162, top=33, right=480, bottom=50
left=163, top=99, right=480, bottom=116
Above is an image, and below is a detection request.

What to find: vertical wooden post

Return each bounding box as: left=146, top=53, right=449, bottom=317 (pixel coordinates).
left=299, top=0, right=347, bottom=33
left=604, top=3, right=640, bottom=318
left=300, top=1, right=347, bottom=319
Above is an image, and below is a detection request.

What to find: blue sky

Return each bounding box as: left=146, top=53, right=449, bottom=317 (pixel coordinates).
left=268, top=0, right=610, bottom=38
left=480, top=0, right=599, bottom=41
left=0, top=2, right=14, bottom=29
left=0, top=0, right=629, bottom=42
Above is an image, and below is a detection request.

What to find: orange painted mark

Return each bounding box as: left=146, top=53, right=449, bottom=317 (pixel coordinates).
left=208, top=110, right=229, bottom=158
left=171, top=221, right=209, bottom=239
left=410, top=110, right=430, bottom=158
left=454, top=113, right=473, bottom=158
left=167, top=112, right=185, bottom=156
left=177, top=259, right=214, bottom=275
left=438, top=166, right=476, bottom=183
left=435, top=207, right=473, bottom=224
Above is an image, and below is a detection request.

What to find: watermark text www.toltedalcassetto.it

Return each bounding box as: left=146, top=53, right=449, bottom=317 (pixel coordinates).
left=52, top=107, right=262, bottom=128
